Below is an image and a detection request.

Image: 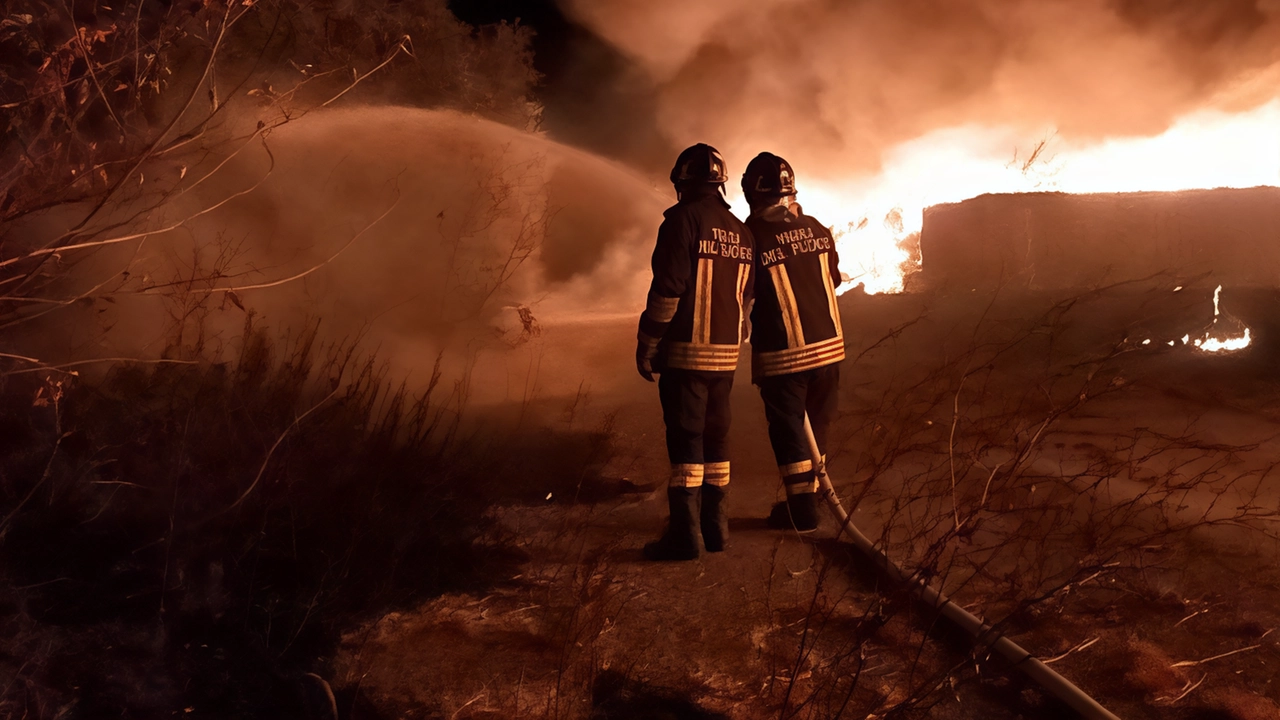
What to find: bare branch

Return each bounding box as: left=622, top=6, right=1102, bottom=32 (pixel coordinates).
left=226, top=386, right=339, bottom=512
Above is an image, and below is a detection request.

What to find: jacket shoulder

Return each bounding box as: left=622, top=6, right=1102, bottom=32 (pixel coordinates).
left=661, top=202, right=688, bottom=220
left=794, top=210, right=834, bottom=234
left=746, top=206, right=800, bottom=233
left=664, top=198, right=750, bottom=235
left=664, top=195, right=734, bottom=218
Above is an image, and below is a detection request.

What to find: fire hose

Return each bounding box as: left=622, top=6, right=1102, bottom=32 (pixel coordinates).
left=802, top=414, right=1123, bottom=720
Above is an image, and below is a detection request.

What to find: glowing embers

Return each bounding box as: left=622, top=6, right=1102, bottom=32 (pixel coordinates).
left=1192, top=285, right=1251, bottom=354
left=1134, top=285, right=1252, bottom=355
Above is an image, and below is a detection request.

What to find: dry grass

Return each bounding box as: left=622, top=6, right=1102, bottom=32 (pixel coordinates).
left=759, top=282, right=1280, bottom=719
left=0, top=318, right=620, bottom=718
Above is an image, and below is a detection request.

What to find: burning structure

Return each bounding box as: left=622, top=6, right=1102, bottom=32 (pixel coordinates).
left=919, top=186, right=1280, bottom=291
left=912, top=186, right=1279, bottom=354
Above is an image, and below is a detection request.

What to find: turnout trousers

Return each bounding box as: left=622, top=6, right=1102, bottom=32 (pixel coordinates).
left=647, top=369, right=734, bottom=558
left=758, top=363, right=840, bottom=498
left=658, top=369, right=734, bottom=488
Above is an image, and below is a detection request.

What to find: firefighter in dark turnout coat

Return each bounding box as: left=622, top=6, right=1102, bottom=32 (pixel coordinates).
left=743, top=153, right=845, bottom=532
left=637, top=143, right=755, bottom=561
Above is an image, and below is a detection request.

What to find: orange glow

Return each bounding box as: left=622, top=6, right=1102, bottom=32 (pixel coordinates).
left=743, top=100, right=1280, bottom=295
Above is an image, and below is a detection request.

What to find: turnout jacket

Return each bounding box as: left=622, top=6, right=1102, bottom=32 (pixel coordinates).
left=638, top=193, right=755, bottom=373
left=747, top=202, right=845, bottom=380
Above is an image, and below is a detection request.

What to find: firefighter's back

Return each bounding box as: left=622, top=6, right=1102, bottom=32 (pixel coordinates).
left=655, top=195, right=755, bottom=373
left=747, top=204, right=844, bottom=380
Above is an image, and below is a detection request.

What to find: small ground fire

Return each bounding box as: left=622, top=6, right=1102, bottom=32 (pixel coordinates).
left=1194, top=285, right=1253, bottom=353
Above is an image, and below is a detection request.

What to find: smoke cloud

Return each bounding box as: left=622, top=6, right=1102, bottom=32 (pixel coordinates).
left=558, top=0, right=1280, bottom=179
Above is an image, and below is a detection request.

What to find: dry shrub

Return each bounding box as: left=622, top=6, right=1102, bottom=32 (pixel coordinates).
left=771, top=281, right=1280, bottom=719
left=0, top=317, right=617, bottom=718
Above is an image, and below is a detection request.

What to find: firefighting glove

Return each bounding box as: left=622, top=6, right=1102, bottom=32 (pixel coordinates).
left=636, top=334, right=659, bottom=382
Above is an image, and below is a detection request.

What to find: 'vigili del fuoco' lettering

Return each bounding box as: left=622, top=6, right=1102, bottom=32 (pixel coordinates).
left=774, top=227, right=814, bottom=244
left=699, top=226, right=754, bottom=260
left=711, top=227, right=741, bottom=244
left=760, top=247, right=788, bottom=266
left=789, top=236, right=832, bottom=256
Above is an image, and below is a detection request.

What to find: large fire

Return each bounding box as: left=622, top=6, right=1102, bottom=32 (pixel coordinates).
left=749, top=99, right=1280, bottom=295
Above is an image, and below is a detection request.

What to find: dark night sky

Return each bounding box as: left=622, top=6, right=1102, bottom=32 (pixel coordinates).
left=448, top=0, right=675, bottom=173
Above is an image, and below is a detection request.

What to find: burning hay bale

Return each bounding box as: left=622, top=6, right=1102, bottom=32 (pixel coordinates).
left=916, top=187, right=1280, bottom=356
left=919, top=187, right=1280, bottom=292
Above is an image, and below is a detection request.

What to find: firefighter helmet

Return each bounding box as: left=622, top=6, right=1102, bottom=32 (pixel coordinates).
left=670, top=143, right=729, bottom=186
left=742, top=152, right=796, bottom=198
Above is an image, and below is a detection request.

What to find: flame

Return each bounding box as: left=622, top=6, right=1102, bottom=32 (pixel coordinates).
left=1192, top=285, right=1252, bottom=353
left=747, top=99, right=1280, bottom=295
left=1196, top=329, right=1252, bottom=353
left=1133, top=285, right=1252, bottom=354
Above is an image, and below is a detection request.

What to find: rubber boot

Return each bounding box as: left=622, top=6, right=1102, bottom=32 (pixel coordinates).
left=767, top=491, right=819, bottom=533
left=644, top=487, right=701, bottom=561
left=700, top=485, right=729, bottom=552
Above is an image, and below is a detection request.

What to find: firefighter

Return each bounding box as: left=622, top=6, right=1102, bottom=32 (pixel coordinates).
left=636, top=143, right=755, bottom=561
left=742, top=152, right=844, bottom=532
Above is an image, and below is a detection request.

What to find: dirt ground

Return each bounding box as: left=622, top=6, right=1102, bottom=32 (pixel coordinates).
left=329, top=286, right=1280, bottom=720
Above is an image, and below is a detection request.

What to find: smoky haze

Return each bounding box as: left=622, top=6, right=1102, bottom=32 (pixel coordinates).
left=18, top=108, right=667, bottom=401
left=19, top=1, right=1280, bottom=403
left=556, top=0, right=1280, bottom=179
